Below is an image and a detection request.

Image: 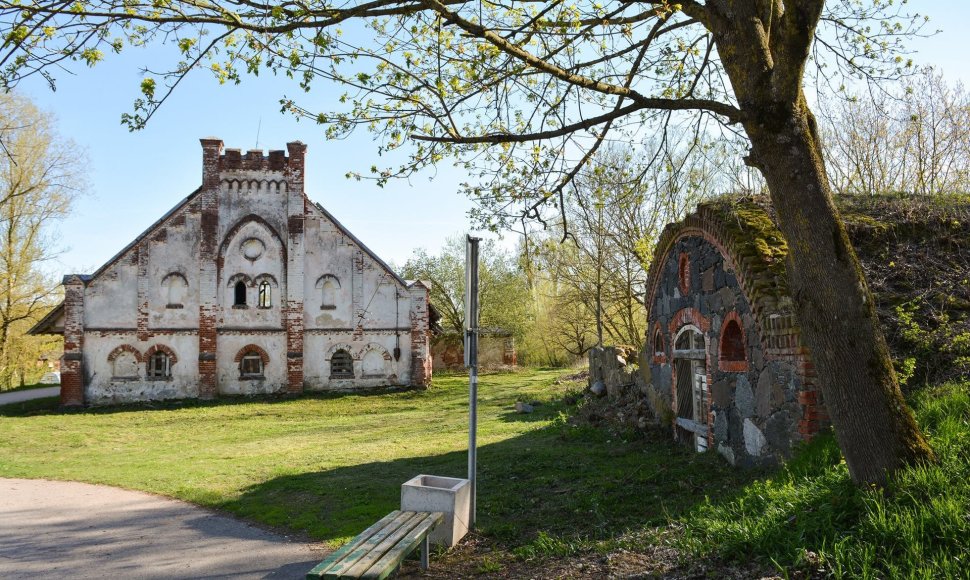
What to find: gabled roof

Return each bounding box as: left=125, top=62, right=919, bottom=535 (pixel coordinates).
left=308, top=201, right=413, bottom=289
left=84, top=188, right=203, bottom=286
left=28, top=302, right=65, bottom=335
left=28, top=163, right=423, bottom=337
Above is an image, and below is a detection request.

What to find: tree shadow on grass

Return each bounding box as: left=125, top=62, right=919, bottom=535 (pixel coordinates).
left=0, top=386, right=432, bottom=417
left=215, top=418, right=762, bottom=550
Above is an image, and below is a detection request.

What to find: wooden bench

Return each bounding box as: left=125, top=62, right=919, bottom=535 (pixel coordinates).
left=306, top=510, right=444, bottom=579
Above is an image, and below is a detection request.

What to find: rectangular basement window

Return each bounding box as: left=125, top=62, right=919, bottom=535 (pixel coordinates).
left=240, top=355, right=264, bottom=379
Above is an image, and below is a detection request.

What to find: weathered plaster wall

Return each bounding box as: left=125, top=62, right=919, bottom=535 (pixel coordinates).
left=148, top=213, right=201, bottom=329
left=216, top=332, right=287, bottom=395
left=84, top=260, right=138, bottom=328
left=82, top=332, right=200, bottom=405
left=71, top=140, right=429, bottom=406
left=303, top=332, right=408, bottom=390
left=219, top=219, right=285, bottom=330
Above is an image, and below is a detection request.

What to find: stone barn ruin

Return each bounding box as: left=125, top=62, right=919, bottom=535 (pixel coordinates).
left=641, top=199, right=828, bottom=466
left=29, top=139, right=432, bottom=406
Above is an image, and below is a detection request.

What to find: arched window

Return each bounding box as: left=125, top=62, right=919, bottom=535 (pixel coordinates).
left=258, top=281, right=271, bottom=308
left=162, top=273, right=187, bottom=309
left=720, top=320, right=745, bottom=361
left=147, top=351, right=172, bottom=378
left=234, top=281, right=247, bottom=306
left=653, top=329, right=664, bottom=357
left=361, top=347, right=389, bottom=378
left=718, top=313, right=748, bottom=372
left=317, top=275, right=340, bottom=310
left=330, top=349, right=354, bottom=379
left=112, top=351, right=140, bottom=379
left=678, top=252, right=691, bottom=295
left=240, top=351, right=264, bottom=378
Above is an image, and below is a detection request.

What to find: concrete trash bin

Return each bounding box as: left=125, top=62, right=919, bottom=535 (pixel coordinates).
left=400, top=475, right=470, bottom=547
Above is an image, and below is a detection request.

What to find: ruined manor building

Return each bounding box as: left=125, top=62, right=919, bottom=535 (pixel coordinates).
left=30, top=139, right=432, bottom=406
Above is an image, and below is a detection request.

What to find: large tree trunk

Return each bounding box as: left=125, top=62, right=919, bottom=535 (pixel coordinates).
left=744, top=94, right=935, bottom=486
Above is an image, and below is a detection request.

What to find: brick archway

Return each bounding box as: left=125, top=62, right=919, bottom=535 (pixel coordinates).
left=145, top=344, right=178, bottom=364
left=107, top=344, right=143, bottom=363
left=234, top=344, right=270, bottom=365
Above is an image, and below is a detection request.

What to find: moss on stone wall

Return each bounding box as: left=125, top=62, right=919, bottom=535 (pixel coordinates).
left=691, top=193, right=970, bottom=387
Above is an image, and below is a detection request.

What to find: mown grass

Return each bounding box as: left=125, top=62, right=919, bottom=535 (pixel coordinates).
left=669, top=382, right=970, bottom=578
left=0, top=369, right=749, bottom=545
left=1, top=370, right=966, bottom=577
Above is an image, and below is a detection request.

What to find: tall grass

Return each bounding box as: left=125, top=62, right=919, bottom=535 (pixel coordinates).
left=674, top=383, right=970, bottom=577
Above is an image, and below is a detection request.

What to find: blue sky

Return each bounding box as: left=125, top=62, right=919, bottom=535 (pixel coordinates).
left=18, top=1, right=970, bottom=277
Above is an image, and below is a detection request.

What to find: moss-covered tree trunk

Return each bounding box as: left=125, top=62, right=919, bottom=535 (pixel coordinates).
left=703, top=1, right=935, bottom=486
left=743, top=94, right=934, bottom=485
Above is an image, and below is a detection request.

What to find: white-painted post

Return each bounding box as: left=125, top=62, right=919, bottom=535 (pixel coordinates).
left=464, top=234, right=480, bottom=530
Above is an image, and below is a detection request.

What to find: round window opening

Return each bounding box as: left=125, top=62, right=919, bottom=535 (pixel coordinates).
left=241, top=237, right=265, bottom=261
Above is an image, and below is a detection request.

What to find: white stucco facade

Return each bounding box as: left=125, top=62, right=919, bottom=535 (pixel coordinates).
left=32, top=139, right=432, bottom=406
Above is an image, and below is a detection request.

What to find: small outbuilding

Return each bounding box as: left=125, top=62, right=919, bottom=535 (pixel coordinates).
left=642, top=198, right=827, bottom=466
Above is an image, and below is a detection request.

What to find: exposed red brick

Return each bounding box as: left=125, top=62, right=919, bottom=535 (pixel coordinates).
left=60, top=277, right=86, bottom=407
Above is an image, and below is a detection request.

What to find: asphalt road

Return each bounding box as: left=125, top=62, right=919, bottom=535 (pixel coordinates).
left=0, top=478, right=325, bottom=579
left=0, top=386, right=59, bottom=405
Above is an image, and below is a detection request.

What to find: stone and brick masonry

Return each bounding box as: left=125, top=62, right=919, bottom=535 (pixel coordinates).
left=30, top=139, right=432, bottom=406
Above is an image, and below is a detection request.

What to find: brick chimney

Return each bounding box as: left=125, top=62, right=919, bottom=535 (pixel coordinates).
left=200, top=138, right=224, bottom=191
left=286, top=141, right=307, bottom=194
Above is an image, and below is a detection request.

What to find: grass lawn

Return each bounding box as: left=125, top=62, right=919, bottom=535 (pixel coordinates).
left=0, top=368, right=747, bottom=547
left=2, top=369, right=966, bottom=577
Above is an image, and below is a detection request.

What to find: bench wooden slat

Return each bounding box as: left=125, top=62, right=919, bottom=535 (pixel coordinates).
left=321, top=511, right=415, bottom=578
left=306, top=510, right=446, bottom=580
left=341, top=512, right=428, bottom=578
left=305, top=510, right=406, bottom=579
left=360, top=512, right=444, bottom=580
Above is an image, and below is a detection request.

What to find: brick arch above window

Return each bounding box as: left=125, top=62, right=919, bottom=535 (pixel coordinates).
left=234, top=344, right=270, bottom=365
left=226, top=273, right=254, bottom=288
left=254, top=273, right=279, bottom=288
left=217, top=214, right=287, bottom=268
left=315, top=274, right=341, bottom=289
left=162, top=272, right=189, bottom=309
left=326, top=342, right=358, bottom=360
left=356, top=343, right=393, bottom=361
left=145, top=344, right=178, bottom=365
left=316, top=275, right=341, bottom=310
left=668, top=307, right=711, bottom=337
left=107, top=344, right=143, bottom=363
left=162, top=272, right=188, bottom=286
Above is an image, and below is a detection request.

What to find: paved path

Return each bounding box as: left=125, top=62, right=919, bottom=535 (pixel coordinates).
left=0, top=478, right=325, bottom=579
left=0, top=387, right=60, bottom=405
